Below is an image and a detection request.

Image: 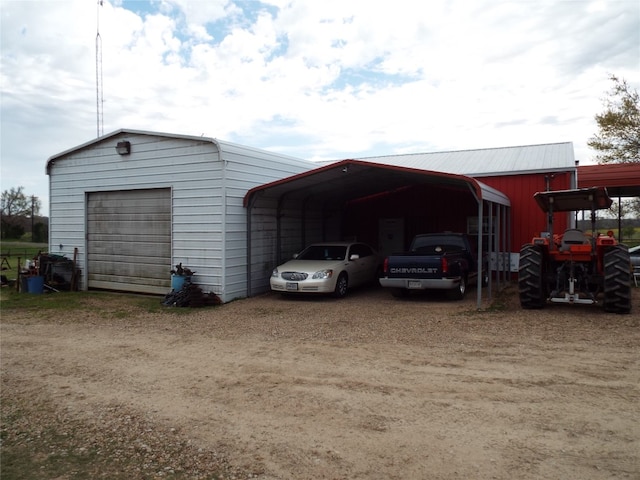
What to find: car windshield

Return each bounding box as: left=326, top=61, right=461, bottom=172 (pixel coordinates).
left=297, top=245, right=347, bottom=261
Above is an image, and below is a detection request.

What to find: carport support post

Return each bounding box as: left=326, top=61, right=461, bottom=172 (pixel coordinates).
left=476, top=199, right=484, bottom=310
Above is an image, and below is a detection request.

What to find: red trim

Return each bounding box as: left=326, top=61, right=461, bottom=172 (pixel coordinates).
left=243, top=159, right=484, bottom=207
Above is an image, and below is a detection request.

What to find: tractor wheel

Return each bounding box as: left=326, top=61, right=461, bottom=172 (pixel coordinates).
left=603, top=245, right=631, bottom=314
left=518, top=244, right=546, bottom=309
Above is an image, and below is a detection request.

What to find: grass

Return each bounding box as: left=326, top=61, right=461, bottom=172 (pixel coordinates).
left=0, top=240, right=48, bottom=271
left=0, top=286, right=202, bottom=320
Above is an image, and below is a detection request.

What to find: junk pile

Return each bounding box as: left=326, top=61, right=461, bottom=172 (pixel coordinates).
left=162, top=264, right=222, bottom=307
left=171, top=262, right=195, bottom=277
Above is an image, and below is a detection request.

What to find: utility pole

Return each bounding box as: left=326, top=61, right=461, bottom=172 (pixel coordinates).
left=31, top=195, right=36, bottom=241
left=96, top=0, right=104, bottom=137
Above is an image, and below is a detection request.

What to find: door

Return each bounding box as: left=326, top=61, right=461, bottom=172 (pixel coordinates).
left=87, top=188, right=171, bottom=294
left=378, top=218, right=405, bottom=258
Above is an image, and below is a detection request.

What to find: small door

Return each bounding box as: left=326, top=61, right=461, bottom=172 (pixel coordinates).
left=378, top=218, right=404, bottom=257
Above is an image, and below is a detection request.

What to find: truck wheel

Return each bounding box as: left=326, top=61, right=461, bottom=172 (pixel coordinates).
left=333, top=273, right=348, bottom=298
left=518, top=244, right=546, bottom=309
left=447, top=276, right=466, bottom=300
left=603, top=245, right=631, bottom=314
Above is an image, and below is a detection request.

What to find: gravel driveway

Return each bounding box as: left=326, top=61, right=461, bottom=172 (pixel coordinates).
left=2, top=285, right=639, bottom=479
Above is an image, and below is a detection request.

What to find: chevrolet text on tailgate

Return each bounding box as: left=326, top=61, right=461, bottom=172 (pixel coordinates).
left=379, top=233, right=486, bottom=300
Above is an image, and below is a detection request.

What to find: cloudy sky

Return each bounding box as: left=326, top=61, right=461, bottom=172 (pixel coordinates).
left=1, top=0, right=639, bottom=215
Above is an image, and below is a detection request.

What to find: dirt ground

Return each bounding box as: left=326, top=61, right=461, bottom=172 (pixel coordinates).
left=2, top=285, right=639, bottom=479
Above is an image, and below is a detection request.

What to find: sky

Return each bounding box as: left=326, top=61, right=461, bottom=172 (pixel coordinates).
left=1, top=0, right=639, bottom=215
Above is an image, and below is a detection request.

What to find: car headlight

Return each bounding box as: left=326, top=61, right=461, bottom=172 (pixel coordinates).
left=271, top=268, right=279, bottom=278
left=312, top=269, right=333, bottom=279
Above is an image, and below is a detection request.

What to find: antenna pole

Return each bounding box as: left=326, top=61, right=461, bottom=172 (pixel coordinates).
left=96, top=0, right=104, bottom=137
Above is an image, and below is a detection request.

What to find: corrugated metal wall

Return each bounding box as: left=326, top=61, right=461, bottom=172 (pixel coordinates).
left=479, top=172, right=572, bottom=248
left=49, top=132, right=314, bottom=302
left=343, top=185, right=478, bottom=251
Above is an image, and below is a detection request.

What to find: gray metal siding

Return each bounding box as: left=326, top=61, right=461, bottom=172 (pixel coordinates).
left=49, top=133, right=224, bottom=294
left=48, top=130, right=316, bottom=302
left=219, top=143, right=315, bottom=300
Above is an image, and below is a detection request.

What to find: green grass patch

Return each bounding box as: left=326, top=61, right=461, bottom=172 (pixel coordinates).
left=0, top=287, right=207, bottom=321
left=0, top=241, right=48, bottom=271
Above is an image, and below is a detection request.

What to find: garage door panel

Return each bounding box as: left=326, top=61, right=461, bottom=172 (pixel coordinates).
left=88, top=240, right=171, bottom=257
left=87, top=189, right=171, bottom=294
left=88, top=262, right=168, bottom=278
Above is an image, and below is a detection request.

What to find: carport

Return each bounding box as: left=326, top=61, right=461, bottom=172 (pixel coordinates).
left=578, top=163, right=640, bottom=242
left=244, top=159, right=511, bottom=308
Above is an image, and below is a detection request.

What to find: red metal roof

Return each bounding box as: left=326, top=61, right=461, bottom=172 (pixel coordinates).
left=577, top=163, right=640, bottom=197
left=243, top=159, right=510, bottom=208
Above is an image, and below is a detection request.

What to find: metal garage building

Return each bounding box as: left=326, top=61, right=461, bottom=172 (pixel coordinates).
left=47, top=131, right=578, bottom=306
left=46, top=129, right=316, bottom=300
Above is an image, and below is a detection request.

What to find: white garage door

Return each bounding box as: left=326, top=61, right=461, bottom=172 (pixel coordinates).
left=87, top=189, right=171, bottom=294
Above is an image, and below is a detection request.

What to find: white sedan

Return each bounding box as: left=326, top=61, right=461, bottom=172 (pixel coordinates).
left=270, top=242, right=380, bottom=298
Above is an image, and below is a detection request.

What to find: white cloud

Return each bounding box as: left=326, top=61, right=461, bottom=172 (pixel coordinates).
left=1, top=0, right=639, bottom=215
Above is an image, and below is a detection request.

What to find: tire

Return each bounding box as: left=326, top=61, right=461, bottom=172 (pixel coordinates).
left=447, top=275, right=466, bottom=300
left=518, top=244, right=546, bottom=309
left=603, top=245, right=632, bottom=314
left=333, top=273, right=348, bottom=298
left=481, top=264, right=489, bottom=287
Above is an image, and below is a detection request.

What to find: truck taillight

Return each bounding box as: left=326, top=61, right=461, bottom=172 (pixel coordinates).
left=441, top=256, right=449, bottom=274
left=383, top=257, right=389, bottom=274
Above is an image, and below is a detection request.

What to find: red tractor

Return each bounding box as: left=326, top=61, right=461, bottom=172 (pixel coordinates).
left=519, top=186, right=632, bottom=314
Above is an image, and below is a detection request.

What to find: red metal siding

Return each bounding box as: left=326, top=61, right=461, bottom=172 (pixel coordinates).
left=480, top=172, right=572, bottom=249
left=344, top=185, right=477, bottom=250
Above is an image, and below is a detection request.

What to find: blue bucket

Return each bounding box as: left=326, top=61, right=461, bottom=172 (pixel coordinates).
left=27, top=276, right=45, bottom=294
left=171, top=275, right=190, bottom=291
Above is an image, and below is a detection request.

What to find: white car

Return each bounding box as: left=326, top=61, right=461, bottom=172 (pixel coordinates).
left=270, top=242, right=380, bottom=298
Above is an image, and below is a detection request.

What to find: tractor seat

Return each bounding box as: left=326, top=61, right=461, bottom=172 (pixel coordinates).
left=560, top=229, right=588, bottom=251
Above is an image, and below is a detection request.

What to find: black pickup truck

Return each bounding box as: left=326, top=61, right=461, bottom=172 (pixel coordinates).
left=379, top=233, right=486, bottom=299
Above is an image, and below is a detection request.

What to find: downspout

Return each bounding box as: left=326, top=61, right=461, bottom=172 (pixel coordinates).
left=216, top=140, right=227, bottom=300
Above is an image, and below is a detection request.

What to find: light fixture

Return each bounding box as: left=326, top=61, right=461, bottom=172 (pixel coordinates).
left=116, top=140, right=131, bottom=155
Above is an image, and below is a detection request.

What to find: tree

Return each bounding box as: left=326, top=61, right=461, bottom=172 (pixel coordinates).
left=588, top=75, right=640, bottom=164
left=0, top=186, right=41, bottom=240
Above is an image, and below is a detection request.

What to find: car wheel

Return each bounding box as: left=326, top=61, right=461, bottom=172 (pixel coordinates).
left=333, top=273, right=348, bottom=298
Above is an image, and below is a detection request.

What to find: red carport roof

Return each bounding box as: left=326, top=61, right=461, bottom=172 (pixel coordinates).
left=578, top=163, right=640, bottom=197
left=244, top=159, right=510, bottom=208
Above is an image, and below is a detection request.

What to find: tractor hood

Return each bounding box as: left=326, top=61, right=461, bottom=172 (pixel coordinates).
left=534, top=187, right=613, bottom=213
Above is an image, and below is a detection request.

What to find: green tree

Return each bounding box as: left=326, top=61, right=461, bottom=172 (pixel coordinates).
left=588, top=75, right=640, bottom=164
left=1, top=186, right=41, bottom=240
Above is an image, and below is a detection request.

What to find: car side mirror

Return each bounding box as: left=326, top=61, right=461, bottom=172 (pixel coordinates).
left=349, top=254, right=360, bottom=261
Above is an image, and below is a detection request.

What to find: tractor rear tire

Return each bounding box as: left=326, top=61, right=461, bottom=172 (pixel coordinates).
left=603, top=245, right=631, bottom=314
left=518, top=244, right=546, bottom=309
